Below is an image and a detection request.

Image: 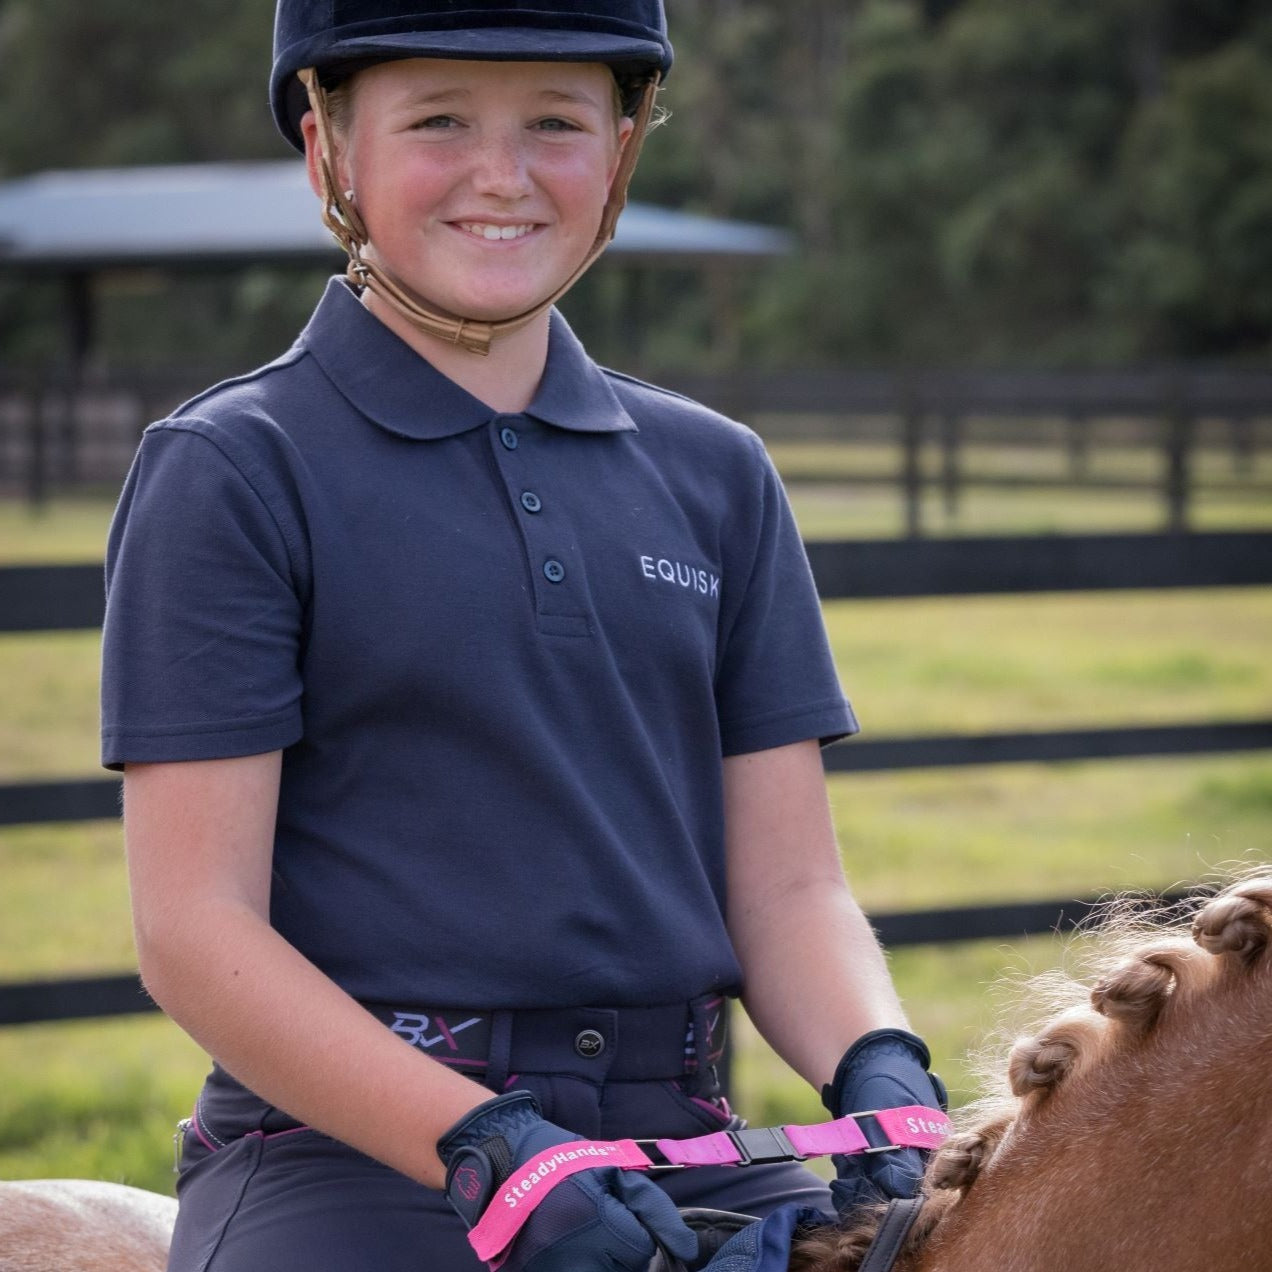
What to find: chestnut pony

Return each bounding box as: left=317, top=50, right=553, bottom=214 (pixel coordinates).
left=791, top=872, right=1272, bottom=1272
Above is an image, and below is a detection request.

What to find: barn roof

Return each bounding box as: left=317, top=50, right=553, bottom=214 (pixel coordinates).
left=0, top=161, right=792, bottom=271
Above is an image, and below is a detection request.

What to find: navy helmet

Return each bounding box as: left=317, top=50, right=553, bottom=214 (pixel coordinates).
left=272, top=0, right=673, bottom=152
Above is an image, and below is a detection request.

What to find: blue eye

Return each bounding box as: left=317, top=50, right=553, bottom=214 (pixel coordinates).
left=535, top=117, right=581, bottom=133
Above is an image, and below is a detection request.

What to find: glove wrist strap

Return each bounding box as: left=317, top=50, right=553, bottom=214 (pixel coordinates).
left=466, top=1139, right=657, bottom=1263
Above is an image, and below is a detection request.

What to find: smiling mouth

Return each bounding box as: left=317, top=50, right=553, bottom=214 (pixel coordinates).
left=457, top=222, right=538, bottom=241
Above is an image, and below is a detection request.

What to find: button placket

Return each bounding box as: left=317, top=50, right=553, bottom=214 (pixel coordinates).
left=489, top=417, right=589, bottom=636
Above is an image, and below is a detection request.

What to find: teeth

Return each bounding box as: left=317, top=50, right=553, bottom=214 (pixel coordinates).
left=461, top=223, right=534, bottom=241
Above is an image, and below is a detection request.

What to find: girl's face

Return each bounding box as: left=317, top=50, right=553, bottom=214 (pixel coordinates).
left=305, top=58, right=634, bottom=325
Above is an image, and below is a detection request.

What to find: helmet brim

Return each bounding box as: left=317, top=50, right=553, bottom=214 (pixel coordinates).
left=272, top=28, right=668, bottom=152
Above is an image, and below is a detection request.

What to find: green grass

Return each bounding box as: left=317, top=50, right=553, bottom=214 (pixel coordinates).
left=765, top=438, right=1272, bottom=486
left=1, top=482, right=1269, bottom=1189
left=0, top=1017, right=207, bottom=1192
left=828, top=755, right=1269, bottom=910
left=0, top=821, right=132, bottom=975
left=0, top=632, right=102, bottom=776
left=785, top=482, right=1272, bottom=538
left=0, top=497, right=117, bottom=564
left=825, top=588, right=1272, bottom=734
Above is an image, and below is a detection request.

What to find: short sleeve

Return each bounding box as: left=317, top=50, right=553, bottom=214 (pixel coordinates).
left=100, top=422, right=307, bottom=769
left=713, top=441, right=858, bottom=756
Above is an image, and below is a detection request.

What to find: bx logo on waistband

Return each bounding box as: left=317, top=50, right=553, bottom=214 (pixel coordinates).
left=390, top=1012, right=483, bottom=1054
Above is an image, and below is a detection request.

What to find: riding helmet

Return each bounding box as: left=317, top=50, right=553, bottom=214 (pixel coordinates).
left=271, top=0, right=674, bottom=152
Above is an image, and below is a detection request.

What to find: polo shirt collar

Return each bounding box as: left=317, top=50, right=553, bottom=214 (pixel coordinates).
left=300, top=277, right=638, bottom=441
left=528, top=313, right=638, bottom=436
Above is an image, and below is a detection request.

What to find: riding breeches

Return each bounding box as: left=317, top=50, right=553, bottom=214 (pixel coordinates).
left=166, top=1019, right=834, bottom=1270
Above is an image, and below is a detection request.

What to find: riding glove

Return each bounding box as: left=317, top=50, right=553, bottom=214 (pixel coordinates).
left=820, top=1028, right=948, bottom=1218
left=439, top=1090, right=698, bottom=1272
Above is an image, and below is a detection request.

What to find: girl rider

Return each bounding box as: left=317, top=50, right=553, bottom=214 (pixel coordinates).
left=101, top=3, right=944, bottom=1269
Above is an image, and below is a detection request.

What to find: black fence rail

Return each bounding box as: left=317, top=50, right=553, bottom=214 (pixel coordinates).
left=0, top=886, right=1210, bottom=1028
left=803, top=530, right=1272, bottom=596
left=3, top=528, right=1269, bottom=635
left=2, top=530, right=1270, bottom=1027
left=10, top=715, right=1272, bottom=831
left=666, top=366, right=1272, bottom=534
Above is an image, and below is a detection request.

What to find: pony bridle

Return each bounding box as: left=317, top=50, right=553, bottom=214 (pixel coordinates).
left=298, top=66, right=660, bottom=356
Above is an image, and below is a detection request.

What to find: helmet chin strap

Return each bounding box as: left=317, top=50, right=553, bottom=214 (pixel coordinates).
left=299, top=66, right=659, bottom=357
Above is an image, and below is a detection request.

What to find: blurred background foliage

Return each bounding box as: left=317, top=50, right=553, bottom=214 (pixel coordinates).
left=1, top=0, right=1269, bottom=370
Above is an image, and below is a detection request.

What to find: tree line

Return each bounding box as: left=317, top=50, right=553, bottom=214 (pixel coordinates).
left=1, top=0, right=1269, bottom=370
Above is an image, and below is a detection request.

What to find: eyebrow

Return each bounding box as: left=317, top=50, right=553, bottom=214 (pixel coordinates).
left=401, top=87, right=471, bottom=107
left=537, top=88, right=607, bottom=109
left=399, top=86, right=606, bottom=111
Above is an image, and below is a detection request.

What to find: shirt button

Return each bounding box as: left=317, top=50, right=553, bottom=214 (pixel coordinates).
left=499, top=426, right=519, bottom=451
left=543, top=559, right=566, bottom=584
left=520, top=491, right=543, bottom=514
left=574, top=1029, right=605, bottom=1059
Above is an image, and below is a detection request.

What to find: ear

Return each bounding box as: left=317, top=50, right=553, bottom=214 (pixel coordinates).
left=300, top=109, right=339, bottom=201
left=607, top=115, right=637, bottom=189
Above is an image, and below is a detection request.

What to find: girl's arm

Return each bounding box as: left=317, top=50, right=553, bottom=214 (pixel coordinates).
left=124, top=753, right=488, bottom=1189
left=722, top=738, right=909, bottom=1089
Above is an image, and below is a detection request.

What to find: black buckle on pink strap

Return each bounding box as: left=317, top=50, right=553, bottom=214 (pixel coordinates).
left=635, top=1125, right=803, bottom=1170
left=725, top=1126, right=804, bottom=1167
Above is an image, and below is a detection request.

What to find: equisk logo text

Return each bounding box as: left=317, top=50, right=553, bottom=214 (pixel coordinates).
left=639, top=554, right=720, bottom=598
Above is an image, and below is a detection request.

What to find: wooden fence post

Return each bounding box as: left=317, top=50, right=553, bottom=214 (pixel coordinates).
left=1066, top=411, right=1090, bottom=479
left=900, top=383, right=923, bottom=537
left=940, top=411, right=961, bottom=520
left=1163, top=378, right=1193, bottom=533
left=1231, top=416, right=1253, bottom=478
left=26, top=377, right=48, bottom=510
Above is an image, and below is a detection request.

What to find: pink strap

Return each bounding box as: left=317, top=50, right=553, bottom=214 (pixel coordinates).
left=652, top=1130, right=741, bottom=1167
left=874, top=1105, right=953, bottom=1150
left=783, top=1115, right=871, bottom=1157
left=467, top=1139, right=654, bottom=1263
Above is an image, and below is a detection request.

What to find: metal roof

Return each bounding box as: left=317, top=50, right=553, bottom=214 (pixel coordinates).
left=0, top=162, right=792, bottom=271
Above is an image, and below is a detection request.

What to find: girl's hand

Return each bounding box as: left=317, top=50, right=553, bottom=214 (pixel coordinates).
left=821, top=1030, right=948, bottom=1218
left=439, top=1091, right=698, bottom=1271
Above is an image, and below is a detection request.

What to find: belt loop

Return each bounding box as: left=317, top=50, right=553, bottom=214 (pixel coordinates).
left=487, top=1010, right=514, bottom=1093
left=683, top=995, right=724, bottom=1097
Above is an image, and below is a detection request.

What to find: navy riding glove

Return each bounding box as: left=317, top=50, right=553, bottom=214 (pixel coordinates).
left=439, top=1091, right=698, bottom=1272
left=820, top=1029, right=948, bottom=1219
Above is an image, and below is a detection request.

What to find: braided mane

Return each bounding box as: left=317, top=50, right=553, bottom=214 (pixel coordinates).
left=789, top=872, right=1272, bottom=1272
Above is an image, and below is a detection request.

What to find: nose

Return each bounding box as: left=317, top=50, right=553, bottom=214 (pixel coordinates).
left=470, top=128, right=533, bottom=201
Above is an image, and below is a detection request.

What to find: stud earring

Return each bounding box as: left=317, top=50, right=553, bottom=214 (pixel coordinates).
left=343, top=189, right=356, bottom=204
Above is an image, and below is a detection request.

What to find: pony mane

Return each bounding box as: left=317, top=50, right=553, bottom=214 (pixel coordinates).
left=787, top=869, right=1272, bottom=1272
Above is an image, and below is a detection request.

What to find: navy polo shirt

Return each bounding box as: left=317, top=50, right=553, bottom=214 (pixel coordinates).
left=101, top=278, right=857, bottom=1009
